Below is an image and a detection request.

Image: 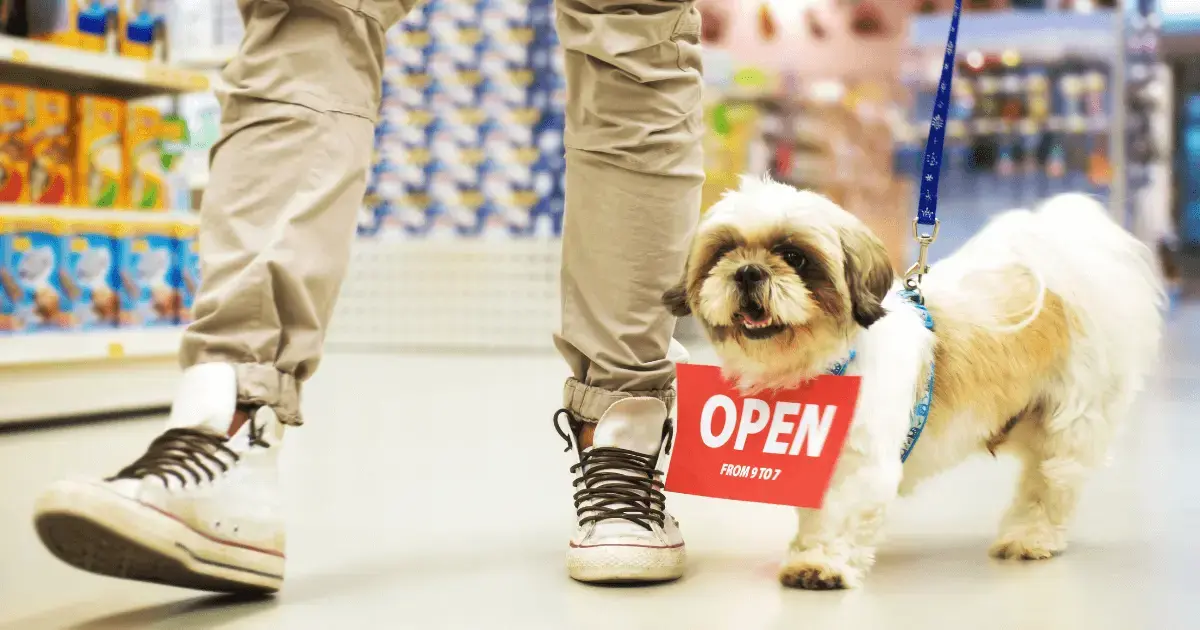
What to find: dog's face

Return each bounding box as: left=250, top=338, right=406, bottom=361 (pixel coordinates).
left=665, top=178, right=893, bottom=385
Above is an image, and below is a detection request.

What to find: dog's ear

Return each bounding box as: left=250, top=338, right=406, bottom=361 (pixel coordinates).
left=840, top=224, right=893, bottom=328
left=662, top=282, right=692, bottom=317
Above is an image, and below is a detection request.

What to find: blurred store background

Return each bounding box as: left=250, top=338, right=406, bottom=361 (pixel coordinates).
left=0, top=0, right=1196, bottom=424
left=2, top=2, right=1200, bottom=627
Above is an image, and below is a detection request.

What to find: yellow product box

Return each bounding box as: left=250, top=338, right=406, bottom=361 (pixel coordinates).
left=75, top=95, right=126, bottom=209
left=119, top=0, right=166, bottom=61
left=125, top=104, right=163, bottom=210
left=35, top=1, right=121, bottom=53
left=29, top=90, right=73, bottom=206
left=0, top=85, right=31, bottom=204
left=32, top=0, right=79, bottom=47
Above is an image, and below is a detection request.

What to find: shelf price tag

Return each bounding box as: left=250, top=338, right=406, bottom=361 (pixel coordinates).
left=11, top=48, right=29, bottom=63
left=106, top=342, right=126, bottom=359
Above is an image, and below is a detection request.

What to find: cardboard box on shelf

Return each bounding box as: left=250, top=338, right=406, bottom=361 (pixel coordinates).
left=2, top=216, right=75, bottom=331
left=29, top=90, right=73, bottom=206
left=31, top=0, right=78, bottom=47
left=75, top=95, right=126, bottom=209
left=113, top=220, right=179, bottom=327
left=0, top=215, right=22, bottom=333
left=119, top=0, right=166, bottom=61
left=0, top=85, right=30, bottom=204
left=62, top=219, right=120, bottom=329
left=172, top=221, right=197, bottom=324
left=125, top=104, right=163, bottom=210
left=159, top=115, right=190, bottom=211
left=35, top=1, right=121, bottom=53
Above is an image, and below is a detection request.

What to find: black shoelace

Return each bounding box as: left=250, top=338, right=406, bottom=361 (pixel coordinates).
left=554, top=409, right=672, bottom=531
left=108, top=413, right=270, bottom=487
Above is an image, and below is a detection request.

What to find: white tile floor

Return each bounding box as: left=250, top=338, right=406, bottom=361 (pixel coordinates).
left=2, top=303, right=1199, bottom=630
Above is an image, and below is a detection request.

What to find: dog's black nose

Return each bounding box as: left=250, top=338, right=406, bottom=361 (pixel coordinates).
left=734, top=265, right=765, bottom=287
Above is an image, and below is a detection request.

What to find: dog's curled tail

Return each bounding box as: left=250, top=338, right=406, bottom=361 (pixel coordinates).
left=1017, top=194, right=1166, bottom=376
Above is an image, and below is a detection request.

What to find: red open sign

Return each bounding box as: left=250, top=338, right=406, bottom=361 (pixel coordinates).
left=666, top=364, right=861, bottom=509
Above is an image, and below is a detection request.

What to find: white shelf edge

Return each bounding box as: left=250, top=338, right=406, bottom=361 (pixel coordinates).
left=0, top=34, right=210, bottom=96
left=0, top=204, right=199, bottom=225
left=0, top=327, right=183, bottom=367
left=174, top=46, right=238, bottom=70
left=0, top=357, right=179, bottom=424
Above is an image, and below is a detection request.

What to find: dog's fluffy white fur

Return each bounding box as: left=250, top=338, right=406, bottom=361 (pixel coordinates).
left=665, top=177, right=1165, bottom=590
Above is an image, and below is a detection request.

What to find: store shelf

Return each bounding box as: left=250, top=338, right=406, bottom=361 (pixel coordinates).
left=0, top=355, right=179, bottom=425
left=909, top=10, right=1118, bottom=58
left=0, top=35, right=209, bottom=99
left=0, top=329, right=182, bottom=425
left=174, top=45, right=238, bottom=70
left=0, top=327, right=181, bottom=367
left=0, top=205, right=199, bottom=225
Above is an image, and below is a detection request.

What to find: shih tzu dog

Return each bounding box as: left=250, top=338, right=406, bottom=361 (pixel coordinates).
left=664, top=177, right=1164, bottom=590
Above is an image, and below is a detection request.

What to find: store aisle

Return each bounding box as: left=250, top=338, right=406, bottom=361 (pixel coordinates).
left=2, top=303, right=1199, bottom=630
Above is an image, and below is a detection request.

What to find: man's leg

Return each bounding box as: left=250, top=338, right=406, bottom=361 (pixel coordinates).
left=33, top=0, right=416, bottom=593
left=182, top=0, right=417, bottom=426
left=552, top=0, right=705, bottom=583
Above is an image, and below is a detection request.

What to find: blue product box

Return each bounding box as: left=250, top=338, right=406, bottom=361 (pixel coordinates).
left=174, top=223, right=200, bottom=324
left=358, top=199, right=388, bottom=238
left=4, top=217, right=74, bottom=331
left=63, top=221, right=119, bottom=329
left=0, top=216, right=24, bottom=333
left=114, top=222, right=181, bottom=327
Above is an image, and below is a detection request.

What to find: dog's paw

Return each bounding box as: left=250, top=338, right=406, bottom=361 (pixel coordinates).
left=989, top=536, right=1064, bottom=561
left=779, top=562, right=849, bottom=590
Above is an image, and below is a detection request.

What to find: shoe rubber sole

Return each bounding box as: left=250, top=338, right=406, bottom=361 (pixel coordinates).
left=567, top=543, right=686, bottom=584
left=34, top=481, right=284, bottom=594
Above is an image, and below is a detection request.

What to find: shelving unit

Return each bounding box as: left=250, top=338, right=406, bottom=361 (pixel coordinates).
left=902, top=8, right=1129, bottom=240
left=0, top=206, right=196, bottom=425
left=0, top=37, right=207, bottom=425
left=0, top=205, right=200, bottom=225
left=909, top=10, right=1119, bottom=58
left=0, top=35, right=209, bottom=98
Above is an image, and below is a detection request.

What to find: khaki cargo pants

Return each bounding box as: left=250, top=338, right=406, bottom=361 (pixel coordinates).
left=182, top=0, right=704, bottom=425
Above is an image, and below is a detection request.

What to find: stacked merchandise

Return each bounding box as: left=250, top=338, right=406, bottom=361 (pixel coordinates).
left=0, top=88, right=196, bottom=334
left=360, top=0, right=566, bottom=240
left=0, top=213, right=198, bottom=334
left=0, top=1, right=201, bottom=336
left=22, top=0, right=171, bottom=61
left=900, top=0, right=1124, bottom=251
left=898, top=53, right=1115, bottom=213
left=0, top=86, right=191, bottom=211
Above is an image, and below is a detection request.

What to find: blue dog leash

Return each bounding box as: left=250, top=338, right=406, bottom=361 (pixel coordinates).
left=904, top=0, right=962, bottom=298
left=832, top=1, right=959, bottom=463
left=896, top=0, right=960, bottom=462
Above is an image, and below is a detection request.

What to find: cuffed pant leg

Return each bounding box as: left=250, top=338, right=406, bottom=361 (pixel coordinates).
left=551, top=0, right=705, bottom=420
left=179, top=0, right=416, bottom=424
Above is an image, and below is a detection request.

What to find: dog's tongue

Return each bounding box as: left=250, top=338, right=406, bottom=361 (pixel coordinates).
left=742, top=312, right=771, bottom=327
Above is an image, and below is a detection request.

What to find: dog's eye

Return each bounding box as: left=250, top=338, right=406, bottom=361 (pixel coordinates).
left=776, top=248, right=807, bottom=269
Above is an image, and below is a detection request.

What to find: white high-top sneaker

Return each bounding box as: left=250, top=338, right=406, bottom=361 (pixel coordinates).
left=555, top=398, right=686, bottom=583
left=33, top=363, right=286, bottom=593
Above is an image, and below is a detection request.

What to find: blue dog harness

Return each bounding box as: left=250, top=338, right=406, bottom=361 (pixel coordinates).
left=827, top=289, right=936, bottom=463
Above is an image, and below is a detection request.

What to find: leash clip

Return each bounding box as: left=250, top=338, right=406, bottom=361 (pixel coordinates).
left=903, top=218, right=940, bottom=294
